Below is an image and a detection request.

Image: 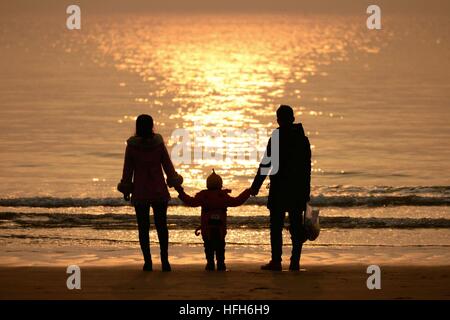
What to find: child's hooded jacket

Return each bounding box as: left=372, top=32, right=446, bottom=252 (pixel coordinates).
left=178, top=188, right=251, bottom=239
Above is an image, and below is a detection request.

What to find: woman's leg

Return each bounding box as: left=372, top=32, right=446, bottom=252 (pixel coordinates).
left=134, top=204, right=152, bottom=263
left=152, top=201, right=171, bottom=270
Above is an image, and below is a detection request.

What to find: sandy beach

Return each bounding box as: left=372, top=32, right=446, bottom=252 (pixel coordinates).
left=1, top=265, right=449, bottom=300
left=1, top=245, right=449, bottom=300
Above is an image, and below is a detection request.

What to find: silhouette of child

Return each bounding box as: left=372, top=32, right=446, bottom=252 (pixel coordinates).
left=175, top=170, right=251, bottom=271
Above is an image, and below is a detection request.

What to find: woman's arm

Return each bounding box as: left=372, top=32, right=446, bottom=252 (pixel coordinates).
left=178, top=189, right=202, bottom=207
left=118, top=145, right=134, bottom=200
left=160, top=140, right=178, bottom=179
left=121, top=145, right=134, bottom=184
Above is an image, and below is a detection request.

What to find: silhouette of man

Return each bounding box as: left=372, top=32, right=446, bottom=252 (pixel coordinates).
left=250, top=105, right=311, bottom=271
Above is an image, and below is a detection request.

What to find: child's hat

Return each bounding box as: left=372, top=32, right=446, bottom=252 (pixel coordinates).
left=207, top=169, right=223, bottom=190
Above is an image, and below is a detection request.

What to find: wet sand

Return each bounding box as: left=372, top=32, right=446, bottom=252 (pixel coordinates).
left=1, top=244, right=449, bottom=299
left=1, top=264, right=449, bottom=300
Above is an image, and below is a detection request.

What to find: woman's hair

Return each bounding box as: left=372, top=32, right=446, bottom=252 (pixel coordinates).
left=135, top=114, right=154, bottom=139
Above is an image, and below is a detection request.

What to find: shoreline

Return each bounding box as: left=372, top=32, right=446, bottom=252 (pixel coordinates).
left=1, top=243, right=449, bottom=267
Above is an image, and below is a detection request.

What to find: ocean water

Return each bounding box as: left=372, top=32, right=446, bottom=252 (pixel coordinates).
left=0, top=9, right=449, bottom=248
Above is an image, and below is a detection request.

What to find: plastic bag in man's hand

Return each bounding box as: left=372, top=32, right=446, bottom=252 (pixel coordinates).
left=304, top=203, right=320, bottom=241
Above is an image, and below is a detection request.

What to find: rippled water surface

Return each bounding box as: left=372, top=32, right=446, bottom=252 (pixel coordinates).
left=0, top=11, right=449, bottom=247
left=1, top=13, right=449, bottom=198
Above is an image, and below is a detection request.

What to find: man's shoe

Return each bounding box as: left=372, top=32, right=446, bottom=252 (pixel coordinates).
left=217, top=262, right=227, bottom=271
left=205, top=262, right=215, bottom=271
left=261, top=261, right=282, bottom=271
left=143, top=261, right=153, bottom=272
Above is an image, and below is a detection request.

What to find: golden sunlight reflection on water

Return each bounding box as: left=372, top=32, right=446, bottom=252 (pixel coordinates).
left=75, top=15, right=383, bottom=190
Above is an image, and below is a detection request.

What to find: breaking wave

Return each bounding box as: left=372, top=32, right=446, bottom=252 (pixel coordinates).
left=1, top=185, right=449, bottom=208
left=0, top=212, right=449, bottom=229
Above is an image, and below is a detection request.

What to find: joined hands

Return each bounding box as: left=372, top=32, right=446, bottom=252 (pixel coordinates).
left=249, top=187, right=259, bottom=196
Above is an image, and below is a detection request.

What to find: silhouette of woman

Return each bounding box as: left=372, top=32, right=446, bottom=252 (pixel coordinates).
left=118, top=114, right=182, bottom=271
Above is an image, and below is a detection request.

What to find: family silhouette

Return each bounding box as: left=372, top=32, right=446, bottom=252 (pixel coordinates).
left=118, top=105, right=312, bottom=272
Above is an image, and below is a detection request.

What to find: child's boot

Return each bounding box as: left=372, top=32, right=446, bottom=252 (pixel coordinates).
left=216, top=243, right=226, bottom=271
left=204, top=243, right=215, bottom=271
